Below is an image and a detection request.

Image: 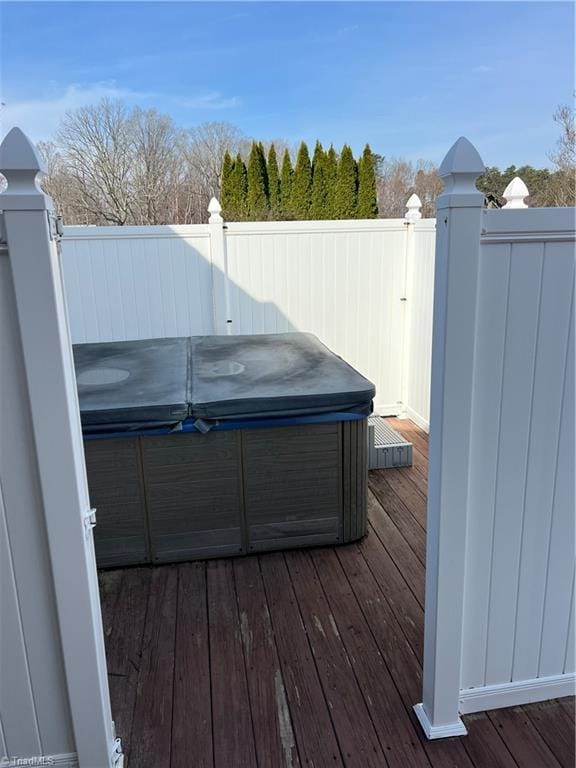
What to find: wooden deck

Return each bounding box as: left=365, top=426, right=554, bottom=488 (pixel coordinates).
left=99, top=418, right=575, bottom=768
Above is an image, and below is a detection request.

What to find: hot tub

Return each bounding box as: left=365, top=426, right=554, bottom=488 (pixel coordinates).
left=75, top=333, right=375, bottom=568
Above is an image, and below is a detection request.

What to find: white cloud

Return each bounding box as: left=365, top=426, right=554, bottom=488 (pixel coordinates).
left=0, top=82, right=152, bottom=142
left=0, top=82, right=241, bottom=142
left=175, top=92, right=240, bottom=110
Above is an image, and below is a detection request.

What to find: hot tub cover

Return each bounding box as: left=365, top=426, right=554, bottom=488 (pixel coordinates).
left=74, top=332, right=375, bottom=429
left=190, top=333, right=375, bottom=419
left=74, top=337, right=189, bottom=427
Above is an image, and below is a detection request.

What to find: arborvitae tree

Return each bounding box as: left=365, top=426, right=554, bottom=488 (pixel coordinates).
left=357, top=144, right=378, bottom=218
left=220, top=151, right=235, bottom=218
left=291, top=141, right=312, bottom=219
left=280, top=149, right=294, bottom=219
left=267, top=144, right=281, bottom=218
left=309, top=140, right=328, bottom=219
left=247, top=141, right=269, bottom=219
left=324, top=145, right=338, bottom=219
left=335, top=144, right=358, bottom=219
left=230, top=153, right=248, bottom=220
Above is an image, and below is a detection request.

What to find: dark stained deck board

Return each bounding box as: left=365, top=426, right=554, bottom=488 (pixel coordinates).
left=259, top=552, right=344, bottom=768
left=488, top=705, right=563, bottom=768
left=171, top=563, right=213, bottom=768
left=335, top=544, right=476, bottom=768
left=105, top=568, right=150, bottom=767
left=207, top=559, right=258, bottom=768
left=98, top=569, right=124, bottom=634
left=367, top=489, right=426, bottom=606
left=361, top=513, right=425, bottom=659
left=233, top=556, right=301, bottom=768
left=98, top=418, right=575, bottom=768
left=284, top=550, right=387, bottom=768
left=524, top=699, right=575, bottom=768
left=368, top=473, right=427, bottom=565
left=310, top=548, right=432, bottom=768
left=130, top=566, right=178, bottom=768
left=459, top=713, right=518, bottom=768
left=378, top=465, right=428, bottom=530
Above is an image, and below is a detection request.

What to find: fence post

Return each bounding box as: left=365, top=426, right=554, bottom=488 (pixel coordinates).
left=414, top=137, right=485, bottom=739
left=399, top=193, right=423, bottom=418
left=0, top=128, right=121, bottom=766
left=503, top=176, right=529, bottom=208
left=208, top=196, right=232, bottom=334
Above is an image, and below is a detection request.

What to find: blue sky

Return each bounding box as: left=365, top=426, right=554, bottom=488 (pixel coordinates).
left=0, top=1, right=573, bottom=167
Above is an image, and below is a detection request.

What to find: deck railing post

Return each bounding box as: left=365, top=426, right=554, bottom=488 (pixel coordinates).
left=414, top=137, right=485, bottom=739
left=0, top=128, right=121, bottom=766
left=208, top=196, right=232, bottom=334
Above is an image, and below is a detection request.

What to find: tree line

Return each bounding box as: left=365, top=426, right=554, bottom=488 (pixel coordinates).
left=30, top=97, right=574, bottom=226
left=220, top=141, right=378, bottom=220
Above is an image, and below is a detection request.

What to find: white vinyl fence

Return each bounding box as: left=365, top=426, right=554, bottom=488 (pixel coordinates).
left=61, top=204, right=436, bottom=427
left=417, top=138, right=575, bottom=739
left=460, top=206, right=575, bottom=705
left=1, top=129, right=119, bottom=767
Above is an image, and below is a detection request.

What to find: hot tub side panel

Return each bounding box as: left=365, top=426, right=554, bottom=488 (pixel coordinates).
left=140, top=431, right=245, bottom=563
left=85, top=418, right=368, bottom=568
left=242, top=423, right=343, bottom=552
left=84, top=437, right=149, bottom=567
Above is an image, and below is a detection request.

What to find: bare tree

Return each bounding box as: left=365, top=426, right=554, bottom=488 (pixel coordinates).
left=185, top=122, right=245, bottom=221
left=37, top=140, right=83, bottom=222
left=377, top=158, right=414, bottom=217
left=376, top=157, right=443, bottom=218
left=549, top=103, right=576, bottom=206
left=57, top=99, right=135, bottom=225
left=130, top=107, right=189, bottom=224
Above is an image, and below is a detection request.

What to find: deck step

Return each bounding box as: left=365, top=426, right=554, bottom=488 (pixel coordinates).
left=368, top=417, right=413, bottom=469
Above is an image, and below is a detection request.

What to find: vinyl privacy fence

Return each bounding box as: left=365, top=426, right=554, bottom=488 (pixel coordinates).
left=61, top=209, right=436, bottom=429
left=416, top=138, right=575, bottom=739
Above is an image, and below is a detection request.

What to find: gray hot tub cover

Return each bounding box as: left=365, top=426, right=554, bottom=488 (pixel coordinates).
left=74, top=332, right=375, bottom=428
left=73, top=337, right=189, bottom=427
left=189, top=332, right=375, bottom=419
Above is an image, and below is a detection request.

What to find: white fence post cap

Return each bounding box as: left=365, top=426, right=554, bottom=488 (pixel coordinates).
left=502, top=176, right=529, bottom=209
left=405, top=193, right=422, bottom=220
left=208, top=197, right=223, bottom=223
left=0, top=126, right=52, bottom=210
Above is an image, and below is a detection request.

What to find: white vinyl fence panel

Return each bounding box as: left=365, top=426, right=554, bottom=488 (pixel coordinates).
left=461, top=208, right=575, bottom=703
left=62, top=217, right=433, bottom=418
left=62, top=225, right=213, bottom=342
left=225, top=220, right=408, bottom=415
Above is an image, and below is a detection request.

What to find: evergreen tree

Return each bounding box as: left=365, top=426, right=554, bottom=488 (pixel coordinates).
left=280, top=149, right=294, bottom=219
left=324, top=145, right=338, bottom=219
left=335, top=144, right=358, bottom=219
left=247, top=141, right=269, bottom=219
left=310, top=141, right=328, bottom=219
left=267, top=144, right=281, bottom=218
left=230, top=153, right=248, bottom=220
left=357, top=144, right=378, bottom=218
left=220, top=151, right=235, bottom=218
left=291, top=141, right=312, bottom=219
